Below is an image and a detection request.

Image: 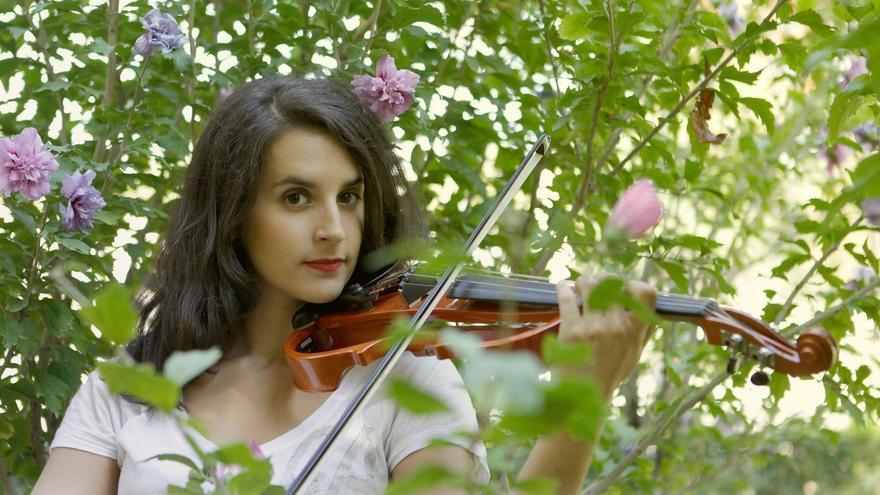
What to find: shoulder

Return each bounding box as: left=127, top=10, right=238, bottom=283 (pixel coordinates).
left=49, top=367, right=150, bottom=460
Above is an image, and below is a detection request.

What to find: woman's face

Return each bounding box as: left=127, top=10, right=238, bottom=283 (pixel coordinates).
left=241, top=128, right=365, bottom=305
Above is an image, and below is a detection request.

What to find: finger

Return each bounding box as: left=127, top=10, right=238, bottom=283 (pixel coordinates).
left=575, top=274, right=602, bottom=318
left=626, top=280, right=658, bottom=347
left=626, top=280, right=657, bottom=309
left=556, top=281, right=580, bottom=330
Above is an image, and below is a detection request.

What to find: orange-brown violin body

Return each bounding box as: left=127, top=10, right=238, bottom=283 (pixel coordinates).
left=283, top=270, right=838, bottom=392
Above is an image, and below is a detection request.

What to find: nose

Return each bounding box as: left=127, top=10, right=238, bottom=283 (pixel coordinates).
left=314, top=203, right=346, bottom=242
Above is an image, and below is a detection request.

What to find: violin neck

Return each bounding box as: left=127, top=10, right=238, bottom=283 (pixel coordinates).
left=401, top=273, right=719, bottom=318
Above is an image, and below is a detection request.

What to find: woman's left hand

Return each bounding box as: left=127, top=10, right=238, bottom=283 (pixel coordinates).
left=555, top=275, right=658, bottom=399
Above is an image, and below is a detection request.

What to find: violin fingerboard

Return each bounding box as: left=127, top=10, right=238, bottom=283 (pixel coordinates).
left=655, top=294, right=719, bottom=317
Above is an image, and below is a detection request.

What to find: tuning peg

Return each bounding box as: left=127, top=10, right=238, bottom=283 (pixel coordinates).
left=749, top=347, right=774, bottom=386
left=726, top=357, right=738, bottom=374
left=750, top=370, right=770, bottom=386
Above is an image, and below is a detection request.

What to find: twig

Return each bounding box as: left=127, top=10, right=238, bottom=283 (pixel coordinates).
left=100, top=55, right=150, bottom=196
left=782, top=276, right=880, bottom=337
left=773, top=240, right=841, bottom=327
left=0, top=456, right=20, bottom=495
left=530, top=0, right=615, bottom=275
left=0, top=347, right=16, bottom=382
left=22, top=209, right=50, bottom=311
left=681, top=427, right=757, bottom=492
left=352, top=0, right=382, bottom=43
left=92, top=0, right=120, bottom=163
left=186, top=0, right=197, bottom=144
left=414, top=1, right=483, bottom=184
left=576, top=0, right=617, bottom=234
left=48, top=261, right=92, bottom=307
left=582, top=369, right=730, bottom=495
left=245, top=0, right=255, bottom=54
left=33, top=20, right=69, bottom=146
left=298, top=0, right=312, bottom=67
left=518, top=0, right=579, bottom=271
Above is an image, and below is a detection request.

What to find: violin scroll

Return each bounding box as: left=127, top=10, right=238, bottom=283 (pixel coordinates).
left=796, top=327, right=838, bottom=375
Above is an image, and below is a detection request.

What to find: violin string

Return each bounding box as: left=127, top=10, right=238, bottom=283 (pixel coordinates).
left=408, top=265, right=713, bottom=313
left=414, top=264, right=552, bottom=282
left=401, top=277, right=711, bottom=315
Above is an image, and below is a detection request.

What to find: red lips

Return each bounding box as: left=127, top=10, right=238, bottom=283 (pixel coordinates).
left=303, top=258, right=344, bottom=273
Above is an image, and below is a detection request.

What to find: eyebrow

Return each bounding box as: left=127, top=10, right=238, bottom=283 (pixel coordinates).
left=272, top=176, right=364, bottom=189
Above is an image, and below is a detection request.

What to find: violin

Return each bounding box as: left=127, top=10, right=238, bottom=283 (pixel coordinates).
left=283, top=263, right=838, bottom=392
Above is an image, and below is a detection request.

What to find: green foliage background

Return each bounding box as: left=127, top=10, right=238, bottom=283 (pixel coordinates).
left=1, top=0, right=879, bottom=493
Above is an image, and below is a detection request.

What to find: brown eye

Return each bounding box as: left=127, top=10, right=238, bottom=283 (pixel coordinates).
left=284, top=191, right=307, bottom=206
left=339, top=191, right=361, bottom=205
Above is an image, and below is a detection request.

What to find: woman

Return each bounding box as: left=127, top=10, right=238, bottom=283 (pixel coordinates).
left=33, top=76, right=656, bottom=494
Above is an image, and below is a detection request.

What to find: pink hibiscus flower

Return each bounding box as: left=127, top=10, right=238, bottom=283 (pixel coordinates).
left=0, top=128, right=59, bottom=201
left=352, top=55, right=420, bottom=123
left=607, top=179, right=664, bottom=239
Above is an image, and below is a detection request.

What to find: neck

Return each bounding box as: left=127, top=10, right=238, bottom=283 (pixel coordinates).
left=233, top=289, right=305, bottom=367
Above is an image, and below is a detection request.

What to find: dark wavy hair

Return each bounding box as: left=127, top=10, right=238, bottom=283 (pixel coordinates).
left=126, top=76, right=426, bottom=372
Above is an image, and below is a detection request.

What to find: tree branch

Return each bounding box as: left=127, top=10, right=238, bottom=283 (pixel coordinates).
left=92, top=0, right=119, bottom=163
left=186, top=0, right=197, bottom=145
left=773, top=240, right=841, bottom=327
left=99, top=55, right=150, bottom=196
left=782, top=276, right=880, bottom=338
left=35, top=24, right=69, bottom=146
left=352, top=0, right=383, bottom=43
left=0, top=456, right=20, bottom=495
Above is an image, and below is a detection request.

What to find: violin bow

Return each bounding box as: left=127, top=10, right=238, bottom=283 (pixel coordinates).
left=285, top=134, right=551, bottom=494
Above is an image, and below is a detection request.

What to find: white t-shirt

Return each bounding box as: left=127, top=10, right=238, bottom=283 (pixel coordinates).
left=49, top=352, right=489, bottom=494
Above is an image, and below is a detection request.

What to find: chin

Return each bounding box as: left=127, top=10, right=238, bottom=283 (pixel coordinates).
left=302, top=283, right=347, bottom=304
left=306, top=292, right=343, bottom=304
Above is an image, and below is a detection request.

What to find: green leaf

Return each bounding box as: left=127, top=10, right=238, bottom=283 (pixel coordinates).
left=559, top=13, right=592, bottom=40
left=510, top=477, right=560, bottom=495
left=541, top=334, right=591, bottom=367
left=98, top=360, right=181, bottom=411
left=386, top=465, right=464, bottom=495
left=34, top=80, right=72, bottom=93
left=499, top=377, right=605, bottom=440
left=163, top=347, right=222, bottom=387
left=719, top=67, right=762, bottom=84
left=89, top=37, right=115, bottom=56
left=388, top=378, right=450, bottom=415
left=789, top=9, right=835, bottom=36
left=769, top=372, right=790, bottom=401
left=732, top=20, right=778, bottom=46
left=33, top=371, right=71, bottom=414
left=684, top=159, right=702, bottom=183
left=587, top=277, right=625, bottom=311
left=656, top=260, right=689, bottom=292
left=0, top=319, right=25, bottom=349
left=151, top=453, right=201, bottom=471
left=828, top=92, right=863, bottom=145
left=851, top=153, right=880, bottom=198
left=79, top=283, right=138, bottom=345
left=840, top=394, right=866, bottom=425
left=168, top=49, right=192, bottom=73
left=739, top=97, right=775, bottom=134
left=4, top=295, right=27, bottom=313
left=56, top=238, right=91, bottom=255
